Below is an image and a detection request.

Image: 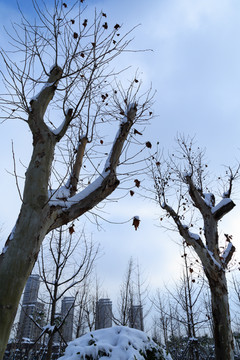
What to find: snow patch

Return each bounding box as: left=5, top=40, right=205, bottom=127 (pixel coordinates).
left=49, top=186, right=71, bottom=206
left=223, top=191, right=230, bottom=198
left=207, top=250, right=222, bottom=270
left=65, top=172, right=109, bottom=208
left=30, top=82, right=54, bottom=102
left=182, top=226, right=200, bottom=241
left=49, top=171, right=109, bottom=208
left=121, top=103, right=136, bottom=124
left=203, top=193, right=214, bottom=207
left=182, top=171, right=192, bottom=178
left=58, top=326, right=172, bottom=360
left=211, top=198, right=232, bottom=215
left=9, top=225, right=16, bottom=240
left=50, top=64, right=57, bottom=72
left=188, top=231, right=200, bottom=241
left=21, top=338, right=32, bottom=344
left=188, top=337, right=198, bottom=342
left=222, top=242, right=233, bottom=262
left=43, top=324, right=55, bottom=333
left=50, top=119, right=66, bottom=135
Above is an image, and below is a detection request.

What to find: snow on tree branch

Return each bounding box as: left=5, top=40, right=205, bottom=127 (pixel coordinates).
left=52, top=108, right=74, bottom=141
left=206, top=249, right=222, bottom=270
left=212, top=198, right=235, bottom=220
left=161, top=202, right=223, bottom=273
left=150, top=137, right=237, bottom=358
left=161, top=203, right=203, bottom=248
left=221, top=242, right=235, bottom=267
left=203, top=193, right=215, bottom=207
left=48, top=104, right=138, bottom=230
left=184, top=174, right=210, bottom=214
left=0, top=1, right=154, bottom=355
left=29, top=66, right=63, bottom=119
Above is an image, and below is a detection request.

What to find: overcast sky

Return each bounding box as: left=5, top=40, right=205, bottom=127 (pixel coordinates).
left=1, top=0, right=240, bottom=308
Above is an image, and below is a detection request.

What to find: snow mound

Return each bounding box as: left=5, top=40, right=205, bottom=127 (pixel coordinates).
left=58, top=326, right=172, bottom=360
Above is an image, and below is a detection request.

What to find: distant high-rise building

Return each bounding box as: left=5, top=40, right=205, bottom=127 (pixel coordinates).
left=95, top=298, right=112, bottom=330
left=17, top=274, right=44, bottom=341
left=61, top=297, right=74, bottom=343
left=129, top=305, right=144, bottom=331
left=22, top=274, right=40, bottom=305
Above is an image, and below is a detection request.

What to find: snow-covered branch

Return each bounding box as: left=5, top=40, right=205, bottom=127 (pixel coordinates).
left=52, top=108, right=74, bottom=141
left=161, top=202, right=204, bottom=249
left=184, top=174, right=210, bottom=214
left=151, top=138, right=236, bottom=358
left=104, top=103, right=137, bottom=172
left=161, top=203, right=224, bottom=273
left=221, top=242, right=235, bottom=267
left=206, top=249, right=222, bottom=271
left=48, top=104, right=137, bottom=231
left=212, top=198, right=235, bottom=220
left=29, top=66, right=63, bottom=120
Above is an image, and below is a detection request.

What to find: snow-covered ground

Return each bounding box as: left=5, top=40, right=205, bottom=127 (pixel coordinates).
left=59, top=326, right=172, bottom=360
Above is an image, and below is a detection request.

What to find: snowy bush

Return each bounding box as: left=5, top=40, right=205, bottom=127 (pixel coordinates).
left=58, top=326, right=172, bottom=360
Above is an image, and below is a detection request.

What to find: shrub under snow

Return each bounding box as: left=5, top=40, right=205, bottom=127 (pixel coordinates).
left=59, top=326, right=172, bottom=360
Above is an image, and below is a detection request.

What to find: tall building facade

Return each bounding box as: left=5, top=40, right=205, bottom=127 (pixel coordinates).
left=95, top=298, right=112, bottom=330
left=21, top=274, right=40, bottom=304
left=60, top=297, right=74, bottom=343
left=17, top=274, right=44, bottom=341
left=129, top=304, right=144, bottom=331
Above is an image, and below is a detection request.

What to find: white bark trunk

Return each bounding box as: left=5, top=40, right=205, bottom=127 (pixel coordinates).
left=208, top=273, right=234, bottom=360
left=0, top=99, right=138, bottom=359
left=161, top=176, right=235, bottom=360
left=0, top=130, right=55, bottom=356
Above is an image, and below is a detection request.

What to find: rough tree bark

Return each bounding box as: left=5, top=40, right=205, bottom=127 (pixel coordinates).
left=0, top=2, right=152, bottom=357
left=0, top=82, right=139, bottom=357
left=152, top=138, right=238, bottom=360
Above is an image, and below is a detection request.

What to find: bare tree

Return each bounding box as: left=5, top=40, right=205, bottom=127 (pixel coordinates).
left=75, top=273, right=103, bottom=336
left=230, top=274, right=240, bottom=333
left=150, top=136, right=238, bottom=360
left=114, top=257, right=149, bottom=330
left=116, top=257, right=135, bottom=326
left=37, top=227, right=98, bottom=360
left=152, top=247, right=207, bottom=359
left=167, top=245, right=206, bottom=360
left=152, top=291, right=171, bottom=350
left=75, top=277, right=90, bottom=338
left=0, top=1, right=152, bottom=356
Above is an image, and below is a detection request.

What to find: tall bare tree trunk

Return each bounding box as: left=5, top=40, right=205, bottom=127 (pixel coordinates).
left=0, top=89, right=140, bottom=359
left=208, top=273, right=234, bottom=360
left=151, top=137, right=238, bottom=360
left=0, top=2, right=153, bottom=356
left=0, top=132, right=56, bottom=357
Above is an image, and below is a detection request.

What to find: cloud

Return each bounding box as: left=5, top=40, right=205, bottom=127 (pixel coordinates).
left=143, top=0, right=233, bottom=40
left=1, top=0, right=240, bottom=310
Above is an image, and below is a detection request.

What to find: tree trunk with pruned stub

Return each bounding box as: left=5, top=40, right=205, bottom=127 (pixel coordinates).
left=0, top=77, right=139, bottom=357
left=208, top=272, right=234, bottom=360
left=152, top=138, right=237, bottom=360
left=0, top=3, right=153, bottom=352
